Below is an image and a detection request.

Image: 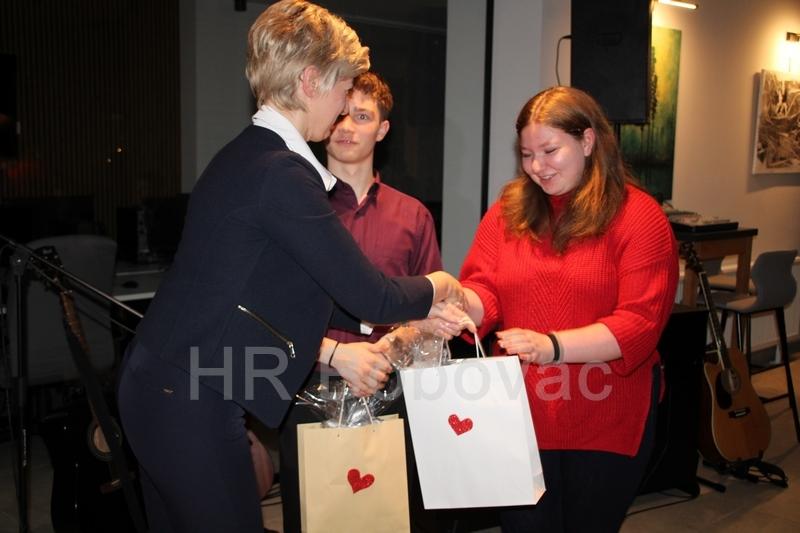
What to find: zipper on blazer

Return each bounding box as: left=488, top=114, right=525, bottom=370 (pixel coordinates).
left=236, top=304, right=296, bottom=359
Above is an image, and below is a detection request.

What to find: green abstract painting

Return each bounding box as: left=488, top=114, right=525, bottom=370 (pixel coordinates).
left=620, top=26, right=682, bottom=202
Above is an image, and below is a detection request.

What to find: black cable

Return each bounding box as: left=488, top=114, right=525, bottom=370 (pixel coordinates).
left=555, top=35, right=571, bottom=86
left=480, top=0, right=494, bottom=216
left=625, top=491, right=697, bottom=517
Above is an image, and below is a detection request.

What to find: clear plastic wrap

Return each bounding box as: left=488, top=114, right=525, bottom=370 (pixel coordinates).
left=295, top=319, right=477, bottom=427
left=383, top=325, right=450, bottom=369
left=295, top=378, right=396, bottom=427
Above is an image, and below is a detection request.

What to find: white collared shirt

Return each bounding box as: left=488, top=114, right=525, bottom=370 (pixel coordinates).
left=252, top=105, right=374, bottom=334
left=252, top=105, right=337, bottom=192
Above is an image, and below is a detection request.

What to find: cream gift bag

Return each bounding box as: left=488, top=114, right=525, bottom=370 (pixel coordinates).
left=297, top=413, right=410, bottom=533
left=400, top=349, right=545, bottom=509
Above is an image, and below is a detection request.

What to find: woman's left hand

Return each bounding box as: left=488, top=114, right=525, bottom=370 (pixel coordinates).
left=496, top=328, right=555, bottom=365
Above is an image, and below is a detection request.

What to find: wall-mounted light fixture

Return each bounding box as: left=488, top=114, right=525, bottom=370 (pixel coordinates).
left=658, top=0, right=698, bottom=9
left=787, top=32, right=800, bottom=73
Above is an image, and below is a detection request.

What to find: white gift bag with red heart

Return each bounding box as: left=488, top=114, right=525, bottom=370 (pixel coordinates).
left=400, top=356, right=545, bottom=509
left=297, top=415, right=410, bottom=532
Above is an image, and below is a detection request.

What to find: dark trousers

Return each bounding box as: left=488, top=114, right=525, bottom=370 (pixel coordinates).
left=499, top=365, right=661, bottom=533
left=279, top=373, right=442, bottom=533
left=117, top=343, right=263, bottom=533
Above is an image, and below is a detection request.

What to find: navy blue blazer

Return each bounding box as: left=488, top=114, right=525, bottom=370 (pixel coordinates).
left=134, top=125, right=432, bottom=426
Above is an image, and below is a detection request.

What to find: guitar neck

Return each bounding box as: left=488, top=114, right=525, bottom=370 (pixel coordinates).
left=694, top=266, right=732, bottom=371
left=58, top=291, right=92, bottom=358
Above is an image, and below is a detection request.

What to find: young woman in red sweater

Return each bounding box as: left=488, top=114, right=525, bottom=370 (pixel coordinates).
left=459, top=86, right=679, bottom=532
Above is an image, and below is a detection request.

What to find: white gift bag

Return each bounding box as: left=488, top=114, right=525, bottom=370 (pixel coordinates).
left=400, top=347, right=545, bottom=509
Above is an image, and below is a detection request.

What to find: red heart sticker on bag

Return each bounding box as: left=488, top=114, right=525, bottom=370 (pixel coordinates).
left=448, top=414, right=473, bottom=435
left=347, top=468, right=375, bottom=493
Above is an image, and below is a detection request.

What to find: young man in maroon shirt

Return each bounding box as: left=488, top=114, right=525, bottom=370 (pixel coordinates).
left=325, top=72, right=442, bottom=339
left=278, top=72, right=443, bottom=533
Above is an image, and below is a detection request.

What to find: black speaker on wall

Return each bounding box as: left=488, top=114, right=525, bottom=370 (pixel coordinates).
left=570, top=0, right=652, bottom=124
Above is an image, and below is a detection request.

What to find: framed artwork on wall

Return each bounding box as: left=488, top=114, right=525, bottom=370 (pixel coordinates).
left=620, top=26, right=682, bottom=202
left=752, top=69, right=800, bottom=174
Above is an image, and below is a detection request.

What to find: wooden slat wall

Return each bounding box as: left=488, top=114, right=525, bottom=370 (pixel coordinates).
left=0, top=0, right=180, bottom=239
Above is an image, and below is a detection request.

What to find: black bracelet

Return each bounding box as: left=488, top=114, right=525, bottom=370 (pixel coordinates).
left=327, top=341, right=340, bottom=367
left=547, top=332, right=561, bottom=364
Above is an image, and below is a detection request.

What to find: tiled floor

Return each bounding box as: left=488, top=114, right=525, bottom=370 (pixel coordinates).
left=2, top=357, right=798, bottom=533
left=621, top=356, right=800, bottom=533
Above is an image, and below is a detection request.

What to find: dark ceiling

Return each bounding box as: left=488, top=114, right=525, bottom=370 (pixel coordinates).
left=257, top=0, right=447, bottom=32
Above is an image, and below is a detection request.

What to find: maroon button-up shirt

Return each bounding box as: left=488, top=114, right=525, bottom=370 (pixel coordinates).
left=327, top=175, right=442, bottom=344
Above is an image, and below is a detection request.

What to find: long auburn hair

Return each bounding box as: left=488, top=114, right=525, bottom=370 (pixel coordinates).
left=500, top=86, right=637, bottom=253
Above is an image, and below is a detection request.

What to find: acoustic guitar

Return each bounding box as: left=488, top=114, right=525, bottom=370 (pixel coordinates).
left=30, top=246, right=144, bottom=532
left=681, top=242, right=771, bottom=464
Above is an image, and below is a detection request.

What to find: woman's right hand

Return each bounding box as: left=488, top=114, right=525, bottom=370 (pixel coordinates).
left=425, top=271, right=466, bottom=310
left=329, top=341, right=393, bottom=397
left=412, top=302, right=475, bottom=339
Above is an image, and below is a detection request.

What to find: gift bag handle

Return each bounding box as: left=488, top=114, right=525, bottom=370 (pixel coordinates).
left=337, top=386, right=347, bottom=427
left=473, top=331, right=487, bottom=359
left=443, top=330, right=487, bottom=364
left=337, top=385, right=376, bottom=427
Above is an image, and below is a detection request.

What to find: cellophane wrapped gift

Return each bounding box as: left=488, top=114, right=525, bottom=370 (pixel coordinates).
left=297, top=387, right=410, bottom=532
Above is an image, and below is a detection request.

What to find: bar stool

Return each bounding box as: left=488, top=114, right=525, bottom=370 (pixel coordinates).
left=715, top=249, right=800, bottom=442
left=705, top=257, right=755, bottom=293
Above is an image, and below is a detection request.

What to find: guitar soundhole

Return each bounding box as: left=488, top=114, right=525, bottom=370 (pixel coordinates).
left=721, top=368, right=741, bottom=395
left=714, top=374, right=733, bottom=410
left=86, top=419, right=123, bottom=462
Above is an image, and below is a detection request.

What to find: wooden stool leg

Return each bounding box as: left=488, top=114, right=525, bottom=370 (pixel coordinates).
left=776, top=309, right=800, bottom=443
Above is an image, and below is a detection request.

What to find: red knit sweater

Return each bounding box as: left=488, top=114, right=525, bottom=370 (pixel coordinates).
left=460, top=184, right=678, bottom=456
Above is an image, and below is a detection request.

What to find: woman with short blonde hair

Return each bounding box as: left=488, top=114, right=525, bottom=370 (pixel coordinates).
left=117, top=2, right=465, bottom=531
left=246, top=0, right=369, bottom=111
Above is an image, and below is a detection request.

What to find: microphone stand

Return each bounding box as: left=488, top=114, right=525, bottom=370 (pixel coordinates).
left=0, top=234, right=145, bottom=533
left=7, top=245, right=30, bottom=533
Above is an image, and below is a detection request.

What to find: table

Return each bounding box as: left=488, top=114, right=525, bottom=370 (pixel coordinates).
left=112, top=262, right=165, bottom=354
left=112, top=261, right=166, bottom=302
left=675, top=227, right=758, bottom=307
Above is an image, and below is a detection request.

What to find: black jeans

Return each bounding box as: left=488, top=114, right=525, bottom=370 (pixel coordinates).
left=499, top=365, right=661, bottom=533
left=118, top=342, right=263, bottom=533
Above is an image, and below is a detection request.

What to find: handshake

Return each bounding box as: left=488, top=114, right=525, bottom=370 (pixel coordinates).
left=424, top=271, right=476, bottom=340
left=331, top=271, right=476, bottom=397
left=423, top=270, right=476, bottom=337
